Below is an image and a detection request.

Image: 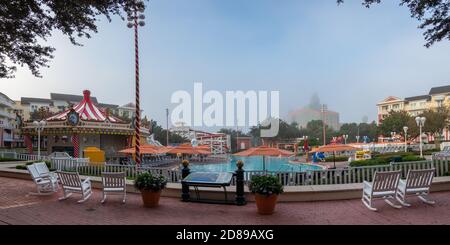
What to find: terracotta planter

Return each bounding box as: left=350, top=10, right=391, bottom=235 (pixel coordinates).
left=140, top=190, right=162, bottom=208
left=254, top=194, right=279, bottom=215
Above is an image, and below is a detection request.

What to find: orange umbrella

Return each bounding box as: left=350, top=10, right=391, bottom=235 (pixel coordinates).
left=309, top=144, right=361, bottom=169
left=165, top=143, right=211, bottom=155
left=119, top=144, right=166, bottom=155
left=234, top=145, right=294, bottom=157
left=233, top=146, right=294, bottom=171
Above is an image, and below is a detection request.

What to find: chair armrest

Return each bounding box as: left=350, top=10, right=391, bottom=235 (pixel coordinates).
left=363, top=181, right=372, bottom=188
left=82, top=177, right=91, bottom=185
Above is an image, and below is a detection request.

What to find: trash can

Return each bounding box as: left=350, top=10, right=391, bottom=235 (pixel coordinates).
left=83, top=147, right=105, bottom=165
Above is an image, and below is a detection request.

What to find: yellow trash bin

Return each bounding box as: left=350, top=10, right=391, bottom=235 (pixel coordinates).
left=83, top=147, right=105, bottom=165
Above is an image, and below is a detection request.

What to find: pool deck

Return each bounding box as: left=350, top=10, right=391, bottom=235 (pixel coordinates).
left=1, top=177, right=449, bottom=225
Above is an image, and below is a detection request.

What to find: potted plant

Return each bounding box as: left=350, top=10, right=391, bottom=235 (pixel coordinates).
left=249, top=175, right=284, bottom=215
left=134, top=171, right=167, bottom=208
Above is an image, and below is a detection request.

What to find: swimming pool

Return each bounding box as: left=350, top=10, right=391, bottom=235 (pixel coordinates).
left=189, top=156, right=323, bottom=172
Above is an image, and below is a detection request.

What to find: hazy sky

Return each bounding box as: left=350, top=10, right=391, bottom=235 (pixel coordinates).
left=2, top=0, right=449, bottom=129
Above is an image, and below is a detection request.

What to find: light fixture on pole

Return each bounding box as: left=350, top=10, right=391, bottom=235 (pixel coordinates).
left=416, top=117, right=426, bottom=158
left=126, top=0, right=145, bottom=165
left=391, top=131, right=396, bottom=142
left=33, top=120, right=46, bottom=159
left=343, top=134, right=348, bottom=144
left=403, top=126, right=409, bottom=153
left=166, top=108, right=169, bottom=146
left=321, top=104, right=327, bottom=146
left=356, top=135, right=360, bottom=143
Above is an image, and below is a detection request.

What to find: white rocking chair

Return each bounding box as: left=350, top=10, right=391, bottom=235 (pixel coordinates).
left=396, top=169, right=435, bottom=206
left=34, top=162, right=58, bottom=181
left=27, top=164, right=58, bottom=195
left=362, top=170, right=402, bottom=211
left=101, top=172, right=127, bottom=204
left=57, top=171, right=92, bottom=203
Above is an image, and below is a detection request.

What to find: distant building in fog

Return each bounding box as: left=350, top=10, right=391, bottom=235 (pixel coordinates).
left=287, top=93, right=340, bottom=130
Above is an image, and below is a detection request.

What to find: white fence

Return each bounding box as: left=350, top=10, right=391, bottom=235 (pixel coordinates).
left=4, top=152, right=449, bottom=187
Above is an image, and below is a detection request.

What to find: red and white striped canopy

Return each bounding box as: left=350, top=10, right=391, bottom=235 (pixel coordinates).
left=46, top=90, right=122, bottom=123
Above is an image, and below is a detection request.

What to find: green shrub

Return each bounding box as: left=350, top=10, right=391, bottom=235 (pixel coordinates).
left=15, top=165, right=27, bottom=170
left=134, top=171, right=167, bottom=192
left=324, top=156, right=349, bottom=162
left=249, top=175, right=284, bottom=196
left=0, top=157, right=19, bottom=162
left=401, top=155, right=426, bottom=162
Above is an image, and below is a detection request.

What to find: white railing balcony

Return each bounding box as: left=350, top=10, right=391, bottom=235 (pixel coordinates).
left=0, top=97, right=14, bottom=108
left=0, top=110, right=14, bottom=119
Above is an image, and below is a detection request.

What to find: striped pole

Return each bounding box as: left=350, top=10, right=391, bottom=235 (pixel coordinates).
left=25, top=134, right=33, bottom=154
left=134, top=10, right=141, bottom=165
left=72, top=134, right=79, bottom=158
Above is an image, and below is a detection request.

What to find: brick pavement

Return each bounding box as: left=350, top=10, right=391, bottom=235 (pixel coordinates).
left=0, top=177, right=449, bottom=225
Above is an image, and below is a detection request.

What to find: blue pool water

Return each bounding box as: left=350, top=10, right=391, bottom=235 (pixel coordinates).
left=189, top=156, right=323, bottom=172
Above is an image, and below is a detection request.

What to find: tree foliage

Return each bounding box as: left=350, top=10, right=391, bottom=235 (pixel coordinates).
left=0, top=0, right=145, bottom=78
left=378, top=110, right=416, bottom=137
left=338, top=0, right=450, bottom=47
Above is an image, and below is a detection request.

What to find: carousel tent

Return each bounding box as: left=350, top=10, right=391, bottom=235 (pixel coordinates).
left=47, top=90, right=121, bottom=123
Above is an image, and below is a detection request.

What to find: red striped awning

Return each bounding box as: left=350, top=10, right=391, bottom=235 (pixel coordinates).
left=46, top=90, right=122, bottom=123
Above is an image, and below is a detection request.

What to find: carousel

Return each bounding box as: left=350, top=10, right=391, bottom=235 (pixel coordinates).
left=20, top=90, right=149, bottom=159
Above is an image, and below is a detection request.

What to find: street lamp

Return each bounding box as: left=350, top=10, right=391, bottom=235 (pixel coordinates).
left=343, top=134, right=348, bottom=144
left=126, top=0, right=146, bottom=165
left=403, top=126, right=409, bottom=153
left=356, top=135, right=360, bottom=143
left=390, top=131, right=396, bottom=142
left=416, top=117, right=426, bottom=158
left=33, top=120, right=46, bottom=159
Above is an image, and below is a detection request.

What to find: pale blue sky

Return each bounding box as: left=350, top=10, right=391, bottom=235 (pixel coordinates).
left=2, top=0, right=449, bottom=128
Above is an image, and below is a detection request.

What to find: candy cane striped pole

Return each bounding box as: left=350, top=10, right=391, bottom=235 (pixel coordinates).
left=72, top=134, right=79, bottom=158
left=134, top=10, right=141, bottom=165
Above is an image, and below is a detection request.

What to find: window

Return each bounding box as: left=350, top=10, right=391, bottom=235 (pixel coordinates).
left=382, top=106, right=388, bottom=111
left=392, top=104, right=400, bottom=110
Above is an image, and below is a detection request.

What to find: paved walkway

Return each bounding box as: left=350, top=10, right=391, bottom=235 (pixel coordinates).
left=0, top=177, right=449, bottom=225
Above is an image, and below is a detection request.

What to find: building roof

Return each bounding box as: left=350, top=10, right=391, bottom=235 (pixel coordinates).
left=377, top=96, right=404, bottom=105
left=21, top=97, right=53, bottom=105
left=404, top=95, right=431, bottom=102
left=98, top=103, right=119, bottom=109
left=120, top=103, right=136, bottom=109
left=50, top=93, right=98, bottom=103
left=46, top=90, right=121, bottom=123
left=429, top=85, right=450, bottom=95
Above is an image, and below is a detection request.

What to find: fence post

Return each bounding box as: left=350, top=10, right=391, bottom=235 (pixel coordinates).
left=235, top=160, right=247, bottom=206
left=181, top=160, right=190, bottom=202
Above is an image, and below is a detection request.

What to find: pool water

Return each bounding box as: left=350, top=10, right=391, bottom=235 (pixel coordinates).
left=189, top=156, right=322, bottom=172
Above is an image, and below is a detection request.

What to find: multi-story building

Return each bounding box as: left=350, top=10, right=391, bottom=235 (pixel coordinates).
left=377, top=85, right=450, bottom=124
left=0, top=92, right=22, bottom=148
left=13, top=92, right=136, bottom=122
left=287, top=94, right=341, bottom=130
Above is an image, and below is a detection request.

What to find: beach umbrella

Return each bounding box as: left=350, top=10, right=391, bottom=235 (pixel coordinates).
left=310, top=144, right=361, bottom=169
left=233, top=146, right=294, bottom=171
left=165, top=143, right=211, bottom=155
left=119, top=144, right=167, bottom=155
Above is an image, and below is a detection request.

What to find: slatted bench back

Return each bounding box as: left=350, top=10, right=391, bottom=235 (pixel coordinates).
left=57, top=171, right=81, bottom=188
left=405, top=169, right=435, bottom=189
left=102, top=172, right=126, bottom=188
left=372, top=171, right=401, bottom=192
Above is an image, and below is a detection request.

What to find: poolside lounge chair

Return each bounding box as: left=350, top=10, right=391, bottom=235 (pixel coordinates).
left=362, top=170, right=402, bottom=211
left=101, top=172, right=127, bottom=204
left=57, top=171, right=92, bottom=203
left=396, top=169, right=435, bottom=206
left=27, top=163, right=58, bottom=195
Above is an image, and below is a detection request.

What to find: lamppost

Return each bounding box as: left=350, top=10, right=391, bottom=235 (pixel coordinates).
left=126, top=0, right=145, bottom=165
left=356, top=135, right=360, bottom=143
left=343, top=134, right=348, bottom=144
left=403, top=126, right=409, bottom=153
left=166, top=108, right=169, bottom=146
left=416, top=117, right=426, bottom=158
left=33, top=120, right=46, bottom=159
left=321, top=104, right=327, bottom=146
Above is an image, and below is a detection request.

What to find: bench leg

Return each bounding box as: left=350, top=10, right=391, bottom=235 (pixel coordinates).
left=384, top=196, right=402, bottom=209
left=418, top=195, right=435, bottom=205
